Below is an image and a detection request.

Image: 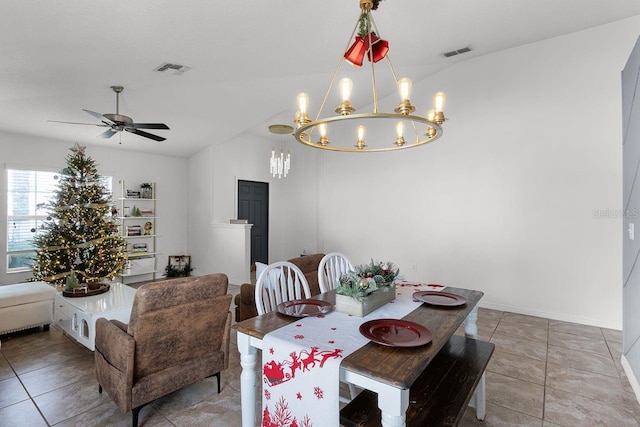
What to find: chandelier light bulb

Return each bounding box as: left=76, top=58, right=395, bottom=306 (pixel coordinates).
left=433, top=92, right=446, bottom=112
left=339, top=78, right=353, bottom=102
left=319, top=123, right=327, bottom=138
left=355, top=125, right=366, bottom=149
left=398, top=78, right=412, bottom=102
left=395, top=121, right=406, bottom=147
left=297, top=93, right=309, bottom=115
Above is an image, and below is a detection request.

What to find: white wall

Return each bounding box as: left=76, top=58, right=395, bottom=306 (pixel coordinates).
left=0, top=131, right=188, bottom=285
left=187, top=131, right=319, bottom=282
left=317, top=17, right=640, bottom=329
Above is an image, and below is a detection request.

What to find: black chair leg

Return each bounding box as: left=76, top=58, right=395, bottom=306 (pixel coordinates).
left=132, top=405, right=145, bottom=427
left=98, top=384, right=102, bottom=394
left=206, top=372, right=222, bottom=393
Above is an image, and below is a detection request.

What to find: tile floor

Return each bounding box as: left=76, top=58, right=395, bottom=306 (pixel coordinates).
left=1, top=289, right=639, bottom=426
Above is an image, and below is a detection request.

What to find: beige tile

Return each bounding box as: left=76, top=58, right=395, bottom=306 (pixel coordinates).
left=602, top=327, right=623, bottom=345
left=461, top=402, right=543, bottom=426
left=161, top=392, right=243, bottom=426
left=485, top=371, right=545, bottom=419
left=478, top=307, right=504, bottom=322
left=20, top=353, right=95, bottom=397
left=0, top=376, right=29, bottom=410
left=0, top=399, right=48, bottom=427
left=486, top=350, right=546, bottom=385
left=544, top=387, right=639, bottom=426
left=0, top=327, right=69, bottom=357
left=490, top=332, right=548, bottom=361
left=5, top=340, right=89, bottom=375
left=548, top=319, right=604, bottom=340
left=500, top=312, right=549, bottom=329
left=151, top=376, right=224, bottom=416
left=477, top=307, right=503, bottom=330
left=33, top=375, right=113, bottom=425
left=494, top=322, right=548, bottom=343
left=546, top=362, right=631, bottom=406
left=0, top=355, right=14, bottom=381
left=548, top=330, right=609, bottom=357
left=54, top=400, right=172, bottom=427
left=546, top=344, right=618, bottom=378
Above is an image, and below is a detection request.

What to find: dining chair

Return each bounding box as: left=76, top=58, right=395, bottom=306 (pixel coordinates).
left=255, top=261, right=312, bottom=315
left=318, top=252, right=355, bottom=293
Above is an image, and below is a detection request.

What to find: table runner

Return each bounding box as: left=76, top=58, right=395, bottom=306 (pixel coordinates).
left=261, top=282, right=444, bottom=427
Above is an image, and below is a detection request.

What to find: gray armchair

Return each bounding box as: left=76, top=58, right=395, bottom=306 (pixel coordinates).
left=94, top=274, right=232, bottom=426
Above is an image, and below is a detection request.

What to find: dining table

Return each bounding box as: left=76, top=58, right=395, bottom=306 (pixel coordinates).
left=233, top=285, right=484, bottom=427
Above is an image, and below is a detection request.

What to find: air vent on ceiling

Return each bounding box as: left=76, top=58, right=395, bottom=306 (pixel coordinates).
left=154, top=62, right=192, bottom=75
left=443, top=46, right=472, bottom=58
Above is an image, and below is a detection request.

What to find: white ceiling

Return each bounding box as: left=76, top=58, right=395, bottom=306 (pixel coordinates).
left=2, top=0, right=640, bottom=158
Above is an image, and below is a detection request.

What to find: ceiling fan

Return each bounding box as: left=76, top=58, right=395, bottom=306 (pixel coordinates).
left=50, top=85, right=170, bottom=142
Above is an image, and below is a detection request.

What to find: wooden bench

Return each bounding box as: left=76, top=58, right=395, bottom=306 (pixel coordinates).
left=340, top=335, right=495, bottom=427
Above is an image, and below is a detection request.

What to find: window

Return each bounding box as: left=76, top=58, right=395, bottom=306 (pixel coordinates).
left=6, top=168, right=112, bottom=273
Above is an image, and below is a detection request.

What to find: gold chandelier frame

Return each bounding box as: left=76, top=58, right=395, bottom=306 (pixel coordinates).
left=293, top=0, right=446, bottom=153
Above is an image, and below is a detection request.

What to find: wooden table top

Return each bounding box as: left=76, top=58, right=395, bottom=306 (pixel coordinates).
left=233, top=287, right=483, bottom=390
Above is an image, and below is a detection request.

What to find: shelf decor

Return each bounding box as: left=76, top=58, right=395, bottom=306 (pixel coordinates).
left=118, top=181, right=158, bottom=282
left=140, top=183, right=153, bottom=199
left=165, top=255, right=192, bottom=277
left=335, top=260, right=400, bottom=316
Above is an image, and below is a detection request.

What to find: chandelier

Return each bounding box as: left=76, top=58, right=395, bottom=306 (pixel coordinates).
left=269, top=124, right=292, bottom=178
left=294, top=0, right=447, bottom=152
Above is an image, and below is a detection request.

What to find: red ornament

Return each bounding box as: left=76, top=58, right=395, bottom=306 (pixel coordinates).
left=344, top=32, right=389, bottom=67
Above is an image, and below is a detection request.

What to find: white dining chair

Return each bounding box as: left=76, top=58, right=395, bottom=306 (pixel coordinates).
left=255, top=261, right=312, bottom=315
left=318, top=252, right=355, bottom=293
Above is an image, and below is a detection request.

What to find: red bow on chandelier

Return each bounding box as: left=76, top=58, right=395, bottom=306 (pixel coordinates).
left=344, top=32, right=389, bottom=67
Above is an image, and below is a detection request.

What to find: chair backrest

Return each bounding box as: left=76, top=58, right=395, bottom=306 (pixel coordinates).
left=255, top=261, right=311, bottom=315
left=318, top=252, right=354, bottom=293
left=127, top=273, right=232, bottom=378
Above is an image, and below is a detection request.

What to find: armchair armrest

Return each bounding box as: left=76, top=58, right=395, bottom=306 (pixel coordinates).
left=95, top=317, right=135, bottom=377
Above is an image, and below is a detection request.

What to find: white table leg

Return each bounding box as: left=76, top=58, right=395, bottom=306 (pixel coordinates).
left=378, top=387, right=409, bottom=427
left=237, top=332, right=257, bottom=427
left=464, top=306, right=486, bottom=420
left=464, top=306, right=478, bottom=339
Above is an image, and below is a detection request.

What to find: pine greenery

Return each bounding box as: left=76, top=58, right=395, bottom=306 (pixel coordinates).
left=32, top=144, right=128, bottom=285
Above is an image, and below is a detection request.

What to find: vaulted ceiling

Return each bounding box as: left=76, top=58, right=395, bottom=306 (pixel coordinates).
left=2, top=0, right=640, bottom=158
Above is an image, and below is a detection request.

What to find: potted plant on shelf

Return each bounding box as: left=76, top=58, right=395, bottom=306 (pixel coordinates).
left=335, top=260, right=400, bottom=316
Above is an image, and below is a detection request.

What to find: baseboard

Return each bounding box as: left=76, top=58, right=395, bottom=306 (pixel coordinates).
left=478, top=301, right=622, bottom=330
left=621, top=354, right=640, bottom=405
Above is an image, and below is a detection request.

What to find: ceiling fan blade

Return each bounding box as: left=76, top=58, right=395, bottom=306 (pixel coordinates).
left=48, top=119, right=108, bottom=127
left=125, top=128, right=166, bottom=142
left=83, top=109, right=115, bottom=125
left=129, top=123, right=170, bottom=130
left=98, top=129, right=117, bottom=139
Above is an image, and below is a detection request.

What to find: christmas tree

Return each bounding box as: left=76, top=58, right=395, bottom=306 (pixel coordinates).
left=32, top=143, right=128, bottom=286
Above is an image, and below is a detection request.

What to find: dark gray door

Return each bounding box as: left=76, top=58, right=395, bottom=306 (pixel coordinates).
left=237, top=180, right=269, bottom=264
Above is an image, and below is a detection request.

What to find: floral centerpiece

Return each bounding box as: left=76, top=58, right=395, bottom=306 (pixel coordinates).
left=335, top=260, right=401, bottom=316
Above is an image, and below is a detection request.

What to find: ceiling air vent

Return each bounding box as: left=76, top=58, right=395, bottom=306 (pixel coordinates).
left=443, top=46, right=472, bottom=58
left=153, top=62, right=192, bottom=75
